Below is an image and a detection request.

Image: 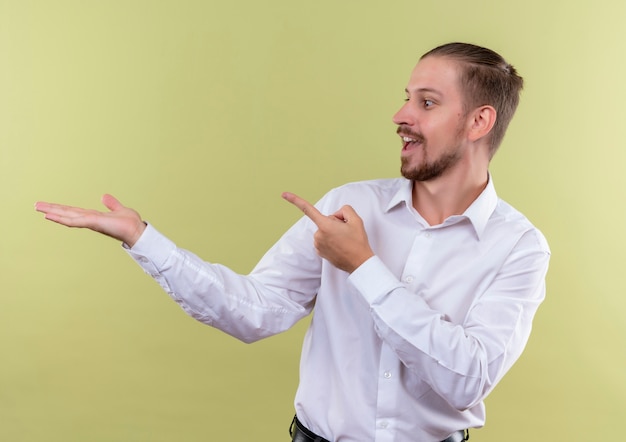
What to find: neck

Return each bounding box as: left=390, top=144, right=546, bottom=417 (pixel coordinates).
left=412, top=159, right=489, bottom=226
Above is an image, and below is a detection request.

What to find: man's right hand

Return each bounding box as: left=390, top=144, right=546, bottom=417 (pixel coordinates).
left=35, top=194, right=146, bottom=247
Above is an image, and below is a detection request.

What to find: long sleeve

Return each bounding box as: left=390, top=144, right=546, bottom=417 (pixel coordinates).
left=125, top=222, right=319, bottom=343
left=349, top=228, right=550, bottom=411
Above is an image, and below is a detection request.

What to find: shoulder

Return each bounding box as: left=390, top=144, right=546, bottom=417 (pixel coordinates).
left=492, top=198, right=550, bottom=254
left=319, top=178, right=406, bottom=204
left=314, top=178, right=407, bottom=215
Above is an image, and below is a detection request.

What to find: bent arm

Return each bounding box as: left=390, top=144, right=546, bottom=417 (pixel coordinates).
left=350, top=233, right=550, bottom=411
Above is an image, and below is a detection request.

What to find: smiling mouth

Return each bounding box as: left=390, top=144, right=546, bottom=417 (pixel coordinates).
left=396, top=125, right=425, bottom=151
left=399, top=134, right=423, bottom=151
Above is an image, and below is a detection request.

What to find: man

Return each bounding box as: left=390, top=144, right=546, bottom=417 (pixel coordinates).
left=36, top=42, right=550, bottom=442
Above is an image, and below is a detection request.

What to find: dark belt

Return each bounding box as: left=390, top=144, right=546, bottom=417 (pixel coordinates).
left=290, top=416, right=330, bottom=442
left=290, top=415, right=469, bottom=442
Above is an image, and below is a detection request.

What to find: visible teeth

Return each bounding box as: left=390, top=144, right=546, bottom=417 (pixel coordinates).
left=403, top=136, right=415, bottom=142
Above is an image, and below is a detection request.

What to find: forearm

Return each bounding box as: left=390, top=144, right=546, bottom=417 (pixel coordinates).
left=350, top=253, right=549, bottom=410
left=124, top=223, right=314, bottom=343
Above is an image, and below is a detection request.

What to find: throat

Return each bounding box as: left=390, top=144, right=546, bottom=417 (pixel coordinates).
left=411, top=177, right=487, bottom=226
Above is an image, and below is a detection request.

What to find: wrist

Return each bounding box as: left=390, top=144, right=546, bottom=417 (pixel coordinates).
left=125, top=221, right=147, bottom=248
left=347, top=251, right=375, bottom=274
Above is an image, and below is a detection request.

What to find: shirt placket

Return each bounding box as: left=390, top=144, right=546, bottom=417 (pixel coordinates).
left=374, top=343, right=401, bottom=442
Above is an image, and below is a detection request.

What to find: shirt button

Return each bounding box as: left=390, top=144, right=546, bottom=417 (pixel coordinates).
left=425, top=232, right=432, bottom=238
left=383, top=371, right=392, bottom=379
left=380, top=421, right=388, bottom=429
left=404, top=275, right=414, bottom=283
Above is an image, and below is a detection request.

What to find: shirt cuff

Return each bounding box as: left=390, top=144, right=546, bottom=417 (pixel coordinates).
left=123, top=223, right=177, bottom=270
left=349, top=255, right=403, bottom=306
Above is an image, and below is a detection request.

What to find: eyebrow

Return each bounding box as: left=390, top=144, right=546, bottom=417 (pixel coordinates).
left=405, top=87, right=444, bottom=97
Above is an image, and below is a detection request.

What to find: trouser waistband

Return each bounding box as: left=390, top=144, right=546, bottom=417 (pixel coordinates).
left=290, top=416, right=330, bottom=442
left=289, top=415, right=469, bottom=442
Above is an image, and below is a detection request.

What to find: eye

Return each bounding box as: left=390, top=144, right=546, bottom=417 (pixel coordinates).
left=423, top=99, right=434, bottom=108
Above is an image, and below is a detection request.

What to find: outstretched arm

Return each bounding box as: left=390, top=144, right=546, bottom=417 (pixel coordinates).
left=35, top=194, right=146, bottom=247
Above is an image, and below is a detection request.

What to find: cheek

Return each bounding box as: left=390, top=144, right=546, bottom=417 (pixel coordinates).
left=421, top=119, right=447, bottom=140
left=438, top=115, right=465, bottom=137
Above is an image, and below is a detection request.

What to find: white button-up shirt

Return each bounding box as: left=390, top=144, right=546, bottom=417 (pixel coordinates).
left=126, top=176, right=550, bottom=442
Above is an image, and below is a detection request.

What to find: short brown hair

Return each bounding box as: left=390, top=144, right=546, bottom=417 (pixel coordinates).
left=421, top=42, right=524, bottom=156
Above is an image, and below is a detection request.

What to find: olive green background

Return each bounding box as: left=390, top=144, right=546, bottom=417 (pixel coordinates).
left=1, top=1, right=624, bottom=440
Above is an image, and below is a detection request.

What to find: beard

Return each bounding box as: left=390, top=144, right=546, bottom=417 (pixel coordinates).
left=401, top=148, right=462, bottom=181
left=398, top=124, right=465, bottom=182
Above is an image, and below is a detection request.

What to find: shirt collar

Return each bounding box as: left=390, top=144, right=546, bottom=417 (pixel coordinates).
left=385, top=174, right=498, bottom=240
left=385, top=179, right=414, bottom=214
left=462, top=174, right=498, bottom=239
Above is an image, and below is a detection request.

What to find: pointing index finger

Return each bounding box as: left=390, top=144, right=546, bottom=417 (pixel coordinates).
left=282, top=192, right=326, bottom=226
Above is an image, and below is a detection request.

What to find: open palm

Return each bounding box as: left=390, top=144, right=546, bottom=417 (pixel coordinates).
left=35, top=194, right=146, bottom=247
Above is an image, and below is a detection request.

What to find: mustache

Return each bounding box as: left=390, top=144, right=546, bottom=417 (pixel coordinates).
left=396, top=125, right=425, bottom=143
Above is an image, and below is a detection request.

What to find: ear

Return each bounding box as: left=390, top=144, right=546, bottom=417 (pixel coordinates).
left=467, top=105, right=496, bottom=143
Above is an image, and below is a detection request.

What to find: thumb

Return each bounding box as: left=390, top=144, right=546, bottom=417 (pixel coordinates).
left=333, top=205, right=361, bottom=223
left=101, top=194, right=124, bottom=212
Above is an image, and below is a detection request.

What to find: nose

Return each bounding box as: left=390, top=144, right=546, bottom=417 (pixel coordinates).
left=392, top=101, right=413, bottom=126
